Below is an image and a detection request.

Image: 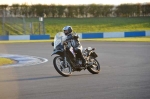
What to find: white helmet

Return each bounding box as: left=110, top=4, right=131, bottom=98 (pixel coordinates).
left=63, top=26, right=73, bottom=35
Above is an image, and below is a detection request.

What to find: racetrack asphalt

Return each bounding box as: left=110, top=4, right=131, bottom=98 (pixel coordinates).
left=0, top=41, right=150, bottom=99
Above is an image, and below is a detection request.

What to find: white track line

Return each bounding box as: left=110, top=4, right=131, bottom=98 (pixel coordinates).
left=0, top=54, right=48, bottom=68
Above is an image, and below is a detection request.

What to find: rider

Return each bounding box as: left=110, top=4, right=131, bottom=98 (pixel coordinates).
left=63, top=26, right=86, bottom=66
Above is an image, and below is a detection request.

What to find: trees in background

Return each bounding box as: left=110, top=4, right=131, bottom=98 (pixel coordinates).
left=0, top=3, right=150, bottom=17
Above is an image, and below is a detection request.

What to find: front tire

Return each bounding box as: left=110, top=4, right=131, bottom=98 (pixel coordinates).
left=53, top=56, right=72, bottom=77
left=87, top=58, right=100, bottom=74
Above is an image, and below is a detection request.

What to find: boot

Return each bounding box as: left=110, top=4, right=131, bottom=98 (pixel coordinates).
left=81, top=58, right=86, bottom=67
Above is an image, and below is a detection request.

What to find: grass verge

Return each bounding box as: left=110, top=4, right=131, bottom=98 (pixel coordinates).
left=0, top=57, right=15, bottom=66
left=26, top=17, right=150, bottom=37
left=81, top=37, right=150, bottom=42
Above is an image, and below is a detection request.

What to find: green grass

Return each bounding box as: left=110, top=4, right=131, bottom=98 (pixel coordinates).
left=0, top=21, right=3, bottom=35
left=1, top=17, right=150, bottom=37
left=0, top=22, right=24, bottom=35
left=42, top=17, right=150, bottom=37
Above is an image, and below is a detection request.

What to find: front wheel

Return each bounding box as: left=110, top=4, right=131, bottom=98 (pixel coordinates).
left=87, top=58, right=100, bottom=74
left=53, top=56, right=72, bottom=77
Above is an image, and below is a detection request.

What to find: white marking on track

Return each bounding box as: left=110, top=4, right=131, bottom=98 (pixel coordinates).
left=0, top=54, right=48, bottom=68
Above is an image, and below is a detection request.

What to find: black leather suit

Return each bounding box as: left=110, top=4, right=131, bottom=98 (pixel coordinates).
left=65, top=33, right=85, bottom=65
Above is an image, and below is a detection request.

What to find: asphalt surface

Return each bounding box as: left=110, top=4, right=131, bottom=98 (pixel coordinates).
left=0, top=41, right=150, bottom=99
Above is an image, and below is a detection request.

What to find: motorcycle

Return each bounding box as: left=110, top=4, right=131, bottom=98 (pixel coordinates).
left=51, top=32, right=100, bottom=77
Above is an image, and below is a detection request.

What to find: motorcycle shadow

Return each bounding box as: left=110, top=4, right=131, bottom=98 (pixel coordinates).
left=0, top=76, right=63, bottom=82
left=70, top=73, right=95, bottom=77
left=1, top=73, right=97, bottom=82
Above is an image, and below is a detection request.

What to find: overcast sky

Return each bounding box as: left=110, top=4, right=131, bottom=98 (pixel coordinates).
left=0, top=0, right=149, bottom=5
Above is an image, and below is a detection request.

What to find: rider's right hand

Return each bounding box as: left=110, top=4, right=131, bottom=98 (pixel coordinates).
left=73, top=35, right=79, bottom=39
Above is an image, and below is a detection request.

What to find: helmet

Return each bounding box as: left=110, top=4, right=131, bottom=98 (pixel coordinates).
left=63, top=26, right=73, bottom=35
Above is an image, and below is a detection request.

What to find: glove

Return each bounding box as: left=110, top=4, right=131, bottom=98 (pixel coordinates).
left=63, top=41, right=68, bottom=45
left=74, top=35, right=79, bottom=39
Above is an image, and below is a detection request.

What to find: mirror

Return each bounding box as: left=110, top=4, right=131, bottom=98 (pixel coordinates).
left=51, top=42, right=54, bottom=46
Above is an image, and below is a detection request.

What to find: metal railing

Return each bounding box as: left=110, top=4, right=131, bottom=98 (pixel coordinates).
left=0, top=9, right=45, bottom=35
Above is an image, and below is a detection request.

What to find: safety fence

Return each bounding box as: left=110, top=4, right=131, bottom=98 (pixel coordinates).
left=0, top=9, right=46, bottom=35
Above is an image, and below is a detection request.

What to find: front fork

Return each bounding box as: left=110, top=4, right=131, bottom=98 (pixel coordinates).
left=85, top=51, right=95, bottom=66
left=63, top=45, right=68, bottom=68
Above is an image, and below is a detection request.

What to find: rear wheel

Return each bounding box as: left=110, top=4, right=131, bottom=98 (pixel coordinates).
left=53, top=56, right=72, bottom=77
left=87, top=58, right=100, bottom=74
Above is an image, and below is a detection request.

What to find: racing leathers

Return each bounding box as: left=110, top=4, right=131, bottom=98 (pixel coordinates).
left=65, top=33, right=86, bottom=66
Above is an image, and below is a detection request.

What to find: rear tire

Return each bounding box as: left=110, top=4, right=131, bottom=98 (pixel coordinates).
left=53, top=56, right=72, bottom=77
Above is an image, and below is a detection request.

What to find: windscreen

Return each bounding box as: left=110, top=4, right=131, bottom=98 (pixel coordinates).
left=54, top=32, right=67, bottom=49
